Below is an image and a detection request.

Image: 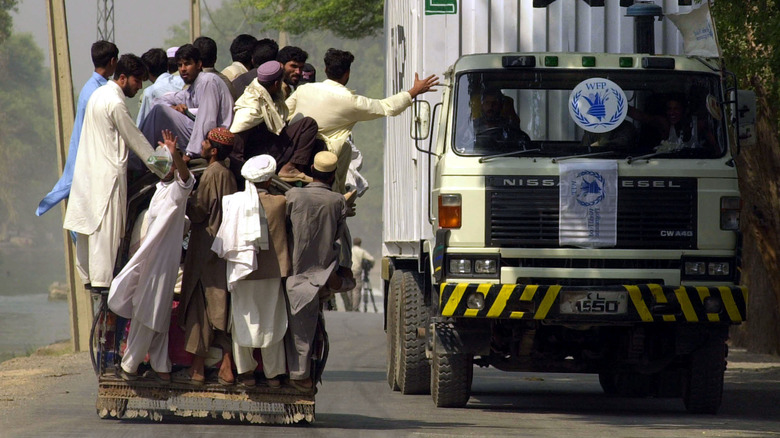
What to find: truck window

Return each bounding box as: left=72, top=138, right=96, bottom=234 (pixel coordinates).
left=453, top=70, right=727, bottom=159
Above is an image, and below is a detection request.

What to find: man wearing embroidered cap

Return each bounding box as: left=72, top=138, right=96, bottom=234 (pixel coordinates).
left=211, top=155, right=290, bottom=387
left=284, top=150, right=351, bottom=392
left=229, top=60, right=320, bottom=186
left=175, top=126, right=238, bottom=386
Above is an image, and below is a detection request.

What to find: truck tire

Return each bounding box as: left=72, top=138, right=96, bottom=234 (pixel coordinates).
left=395, top=270, right=430, bottom=394
left=683, top=339, right=726, bottom=414
left=386, top=273, right=400, bottom=391
left=598, top=371, right=618, bottom=395
left=431, top=348, right=473, bottom=408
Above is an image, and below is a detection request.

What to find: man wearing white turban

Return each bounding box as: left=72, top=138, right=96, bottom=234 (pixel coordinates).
left=212, top=155, right=290, bottom=387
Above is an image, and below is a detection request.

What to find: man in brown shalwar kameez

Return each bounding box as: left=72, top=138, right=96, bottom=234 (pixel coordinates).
left=284, top=151, right=352, bottom=392
left=174, top=127, right=238, bottom=386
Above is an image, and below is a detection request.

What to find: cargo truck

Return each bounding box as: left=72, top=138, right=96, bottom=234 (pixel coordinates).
left=382, top=0, right=754, bottom=414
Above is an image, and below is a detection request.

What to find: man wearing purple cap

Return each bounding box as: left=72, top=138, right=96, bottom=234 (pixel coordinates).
left=140, top=44, right=234, bottom=160
left=229, top=60, right=320, bottom=185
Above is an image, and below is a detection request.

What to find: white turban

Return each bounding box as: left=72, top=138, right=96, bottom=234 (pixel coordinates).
left=241, top=155, right=276, bottom=182
left=237, top=155, right=276, bottom=251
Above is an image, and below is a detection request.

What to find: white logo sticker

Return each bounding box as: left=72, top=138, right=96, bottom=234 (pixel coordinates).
left=569, top=78, right=627, bottom=134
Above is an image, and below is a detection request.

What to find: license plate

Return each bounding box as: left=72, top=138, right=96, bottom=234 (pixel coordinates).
left=559, top=291, right=628, bottom=315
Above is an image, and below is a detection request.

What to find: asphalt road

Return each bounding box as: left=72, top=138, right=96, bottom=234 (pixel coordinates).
left=2, top=311, right=780, bottom=437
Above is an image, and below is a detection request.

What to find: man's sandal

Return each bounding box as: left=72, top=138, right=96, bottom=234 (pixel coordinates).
left=171, top=368, right=205, bottom=386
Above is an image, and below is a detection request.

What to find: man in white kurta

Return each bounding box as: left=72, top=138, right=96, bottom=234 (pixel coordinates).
left=63, top=54, right=167, bottom=290
left=108, top=139, right=194, bottom=380
left=212, top=155, right=289, bottom=387
left=285, top=48, right=439, bottom=194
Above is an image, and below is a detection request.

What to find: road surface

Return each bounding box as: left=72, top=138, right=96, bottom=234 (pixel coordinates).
left=1, top=310, right=779, bottom=437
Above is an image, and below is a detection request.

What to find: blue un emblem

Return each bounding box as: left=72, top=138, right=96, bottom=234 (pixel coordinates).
left=571, top=170, right=606, bottom=207
left=569, top=78, right=628, bottom=134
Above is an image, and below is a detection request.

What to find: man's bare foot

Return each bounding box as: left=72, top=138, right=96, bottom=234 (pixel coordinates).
left=218, top=352, right=235, bottom=385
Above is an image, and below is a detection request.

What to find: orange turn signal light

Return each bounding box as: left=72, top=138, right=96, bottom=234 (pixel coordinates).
left=438, top=194, right=462, bottom=229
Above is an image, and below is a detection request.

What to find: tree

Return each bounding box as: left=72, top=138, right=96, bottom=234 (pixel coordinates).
left=0, top=0, right=18, bottom=46
left=244, top=0, right=383, bottom=42
left=0, top=32, right=58, bottom=241
left=711, top=0, right=780, bottom=353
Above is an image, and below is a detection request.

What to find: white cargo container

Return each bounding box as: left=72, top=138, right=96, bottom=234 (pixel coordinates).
left=384, top=0, right=697, bottom=257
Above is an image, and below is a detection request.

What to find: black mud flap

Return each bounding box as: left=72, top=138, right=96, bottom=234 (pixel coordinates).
left=434, top=321, right=490, bottom=355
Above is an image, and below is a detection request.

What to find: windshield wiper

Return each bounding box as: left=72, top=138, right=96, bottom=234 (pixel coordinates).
left=551, top=150, right=614, bottom=163
left=479, top=148, right=541, bottom=163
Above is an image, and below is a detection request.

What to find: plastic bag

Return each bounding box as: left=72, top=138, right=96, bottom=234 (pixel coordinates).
left=146, top=145, right=172, bottom=178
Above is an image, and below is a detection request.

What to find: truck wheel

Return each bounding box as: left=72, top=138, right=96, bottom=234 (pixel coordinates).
left=396, top=270, right=430, bottom=394
left=598, top=371, right=618, bottom=395
left=431, top=348, right=473, bottom=408
left=386, top=273, right=400, bottom=391
left=683, top=339, right=726, bottom=414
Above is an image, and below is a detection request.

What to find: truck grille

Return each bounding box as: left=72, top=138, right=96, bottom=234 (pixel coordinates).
left=486, top=176, right=697, bottom=249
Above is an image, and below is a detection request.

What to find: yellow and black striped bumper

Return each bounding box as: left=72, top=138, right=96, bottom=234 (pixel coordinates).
left=439, top=283, right=747, bottom=323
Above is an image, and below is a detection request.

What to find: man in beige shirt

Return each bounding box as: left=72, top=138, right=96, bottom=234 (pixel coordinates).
left=221, top=34, right=255, bottom=81
left=285, top=48, right=439, bottom=193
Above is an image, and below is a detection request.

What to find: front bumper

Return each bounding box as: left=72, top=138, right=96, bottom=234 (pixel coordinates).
left=438, top=283, right=747, bottom=323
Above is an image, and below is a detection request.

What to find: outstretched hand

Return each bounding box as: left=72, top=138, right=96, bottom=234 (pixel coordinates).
left=408, top=73, right=440, bottom=98
left=159, top=129, right=178, bottom=155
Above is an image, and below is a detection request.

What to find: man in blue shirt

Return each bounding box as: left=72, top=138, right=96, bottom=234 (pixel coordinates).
left=136, top=48, right=186, bottom=125
left=36, top=41, right=119, bottom=216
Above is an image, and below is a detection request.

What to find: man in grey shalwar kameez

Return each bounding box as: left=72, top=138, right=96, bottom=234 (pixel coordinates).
left=284, top=151, right=350, bottom=392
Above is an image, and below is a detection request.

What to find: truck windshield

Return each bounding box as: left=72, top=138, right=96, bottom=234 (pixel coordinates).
left=453, top=69, right=727, bottom=159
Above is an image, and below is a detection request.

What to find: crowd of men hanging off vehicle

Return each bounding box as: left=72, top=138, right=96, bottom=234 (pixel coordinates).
left=36, top=36, right=438, bottom=391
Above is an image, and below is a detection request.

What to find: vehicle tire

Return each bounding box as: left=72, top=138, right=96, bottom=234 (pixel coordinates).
left=683, top=338, right=726, bottom=414
left=431, top=347, right=473, bottom=408
left=396, top=270, right=431, bottom=394
left=386, top=273, right=400, bottom=391
left=598, top=371, right=618, bottom=395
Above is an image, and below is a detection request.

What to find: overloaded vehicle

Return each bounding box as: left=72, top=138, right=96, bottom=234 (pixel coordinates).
left=91, top=168, right=323, bottom=424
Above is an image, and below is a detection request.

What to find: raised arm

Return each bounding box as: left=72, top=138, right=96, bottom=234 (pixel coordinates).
left=161, top=129, right=190, bottom=183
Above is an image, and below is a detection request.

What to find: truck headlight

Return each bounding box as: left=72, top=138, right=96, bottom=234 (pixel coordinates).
left=708, top=262, right=730, bottom=276
left=474, top=259, right=497, bottom=274
left=684, top=261, right=706, bottom=275
left=449, top=259, right=471, bottom=274
left=682, top=258, right=734, bottom=281
left=720, top=197, right=741, bottom=230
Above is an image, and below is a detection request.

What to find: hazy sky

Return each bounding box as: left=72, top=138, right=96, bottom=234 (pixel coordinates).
left=12, top=0, right=225, bottom=83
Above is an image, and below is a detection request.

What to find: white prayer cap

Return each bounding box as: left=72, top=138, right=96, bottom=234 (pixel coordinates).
left=166, top=46, right=179, bottom=58
left=242, top=155, right=276, bottom=183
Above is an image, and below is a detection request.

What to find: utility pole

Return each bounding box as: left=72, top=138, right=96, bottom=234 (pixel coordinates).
left=46, top=0, right=92, bottom=352
left=96, top=0, right=115, bottom=42
left=190, top=0, right=201, bottom=41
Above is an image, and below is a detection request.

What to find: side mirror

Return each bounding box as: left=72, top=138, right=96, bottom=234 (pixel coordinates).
left=410, top=100, right=431, bottom=140
left=732, top=90, right=756, bottom=148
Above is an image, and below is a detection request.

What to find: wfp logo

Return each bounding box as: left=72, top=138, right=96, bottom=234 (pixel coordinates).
left=571, top=170, right=606, bottom=207
left=569, top=78, right=628, bottom=134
